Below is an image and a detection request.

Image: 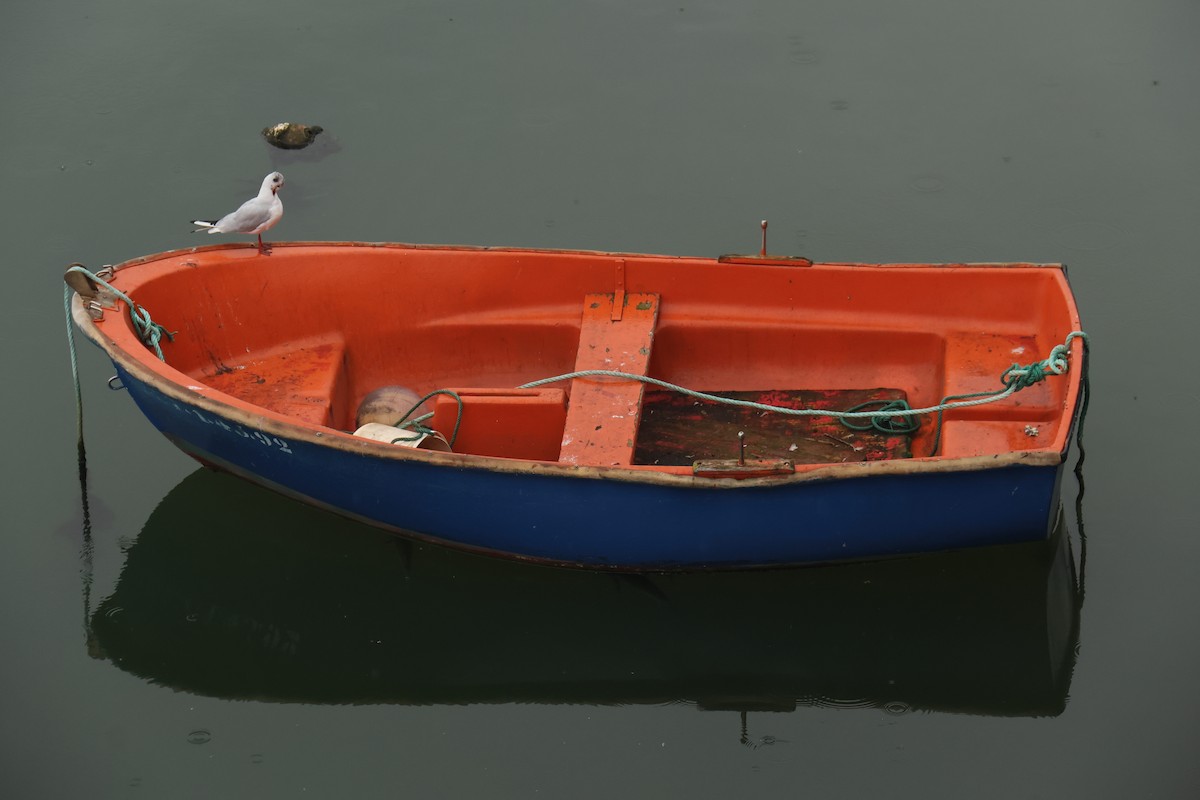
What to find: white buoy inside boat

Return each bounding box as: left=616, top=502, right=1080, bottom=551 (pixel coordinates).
left=355, top=385, right=430, bottom=428
left=352, top=422, right=452, bottom=452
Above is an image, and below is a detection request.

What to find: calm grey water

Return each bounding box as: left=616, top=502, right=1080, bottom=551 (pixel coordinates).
left=3, top=0, right=1199, bottom=797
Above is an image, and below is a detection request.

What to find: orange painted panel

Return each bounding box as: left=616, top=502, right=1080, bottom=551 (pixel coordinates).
left=200, top=335, right=347, bottom=427
left=431, top=388, right=567, bottom=461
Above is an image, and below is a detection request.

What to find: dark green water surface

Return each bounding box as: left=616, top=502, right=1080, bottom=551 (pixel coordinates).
left=3, top=1, right=1199, bottom=797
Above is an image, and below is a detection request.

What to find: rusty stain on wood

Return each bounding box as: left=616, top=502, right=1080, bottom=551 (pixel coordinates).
left=633, top=388, right=912, bottom=466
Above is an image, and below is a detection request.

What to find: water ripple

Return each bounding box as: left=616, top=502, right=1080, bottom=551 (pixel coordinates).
left=910, top=175, right=947, bottom=194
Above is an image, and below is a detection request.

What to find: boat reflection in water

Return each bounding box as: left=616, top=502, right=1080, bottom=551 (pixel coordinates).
left=89, top=469, right=1082, bottom=719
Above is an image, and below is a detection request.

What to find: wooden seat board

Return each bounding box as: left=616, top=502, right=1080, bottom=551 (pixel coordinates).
left=559, top=293, right=660, bottom=466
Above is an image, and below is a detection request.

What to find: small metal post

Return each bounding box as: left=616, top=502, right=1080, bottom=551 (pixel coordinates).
left=759, top=220, right=768, bottom=257
left=738, top=431, right=746, bottom=465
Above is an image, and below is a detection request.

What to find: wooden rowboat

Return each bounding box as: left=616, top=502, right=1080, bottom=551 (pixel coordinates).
left=67, top=241, right=1086, bottom=569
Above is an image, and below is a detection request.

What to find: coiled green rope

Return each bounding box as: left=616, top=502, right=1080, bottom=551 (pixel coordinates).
left=840, top=399, right=921, bottom=435
left=392, top=389, right=465, bottom=449
left=64, top=264, right=174, bottom=359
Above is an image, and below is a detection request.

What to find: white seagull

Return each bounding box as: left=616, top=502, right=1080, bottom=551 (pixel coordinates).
left=192, top=172, right=285, bottom=253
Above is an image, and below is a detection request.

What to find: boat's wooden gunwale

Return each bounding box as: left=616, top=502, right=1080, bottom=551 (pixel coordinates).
left=104, top=239, right=1070, bottom=273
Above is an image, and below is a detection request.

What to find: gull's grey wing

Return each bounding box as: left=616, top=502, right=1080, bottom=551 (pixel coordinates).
left=216, top=198, right=272, bottom=233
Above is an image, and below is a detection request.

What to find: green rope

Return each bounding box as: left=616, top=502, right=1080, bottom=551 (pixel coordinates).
left=64, top=284, right=85, bottom=444
left=64, top=265, right=174, bottom=360
left=520, top=369, right=1009, bottom=421
left=840, top=399, right=921, bottom=435
left=64, top=279, right=96, bottom=651
left=393, top=389, right=465, bottom=449
left=1072, top=335, right=1092, bottom=469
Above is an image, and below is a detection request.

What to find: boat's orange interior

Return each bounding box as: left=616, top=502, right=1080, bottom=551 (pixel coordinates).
left=105, top=244, right=1083, bottom=471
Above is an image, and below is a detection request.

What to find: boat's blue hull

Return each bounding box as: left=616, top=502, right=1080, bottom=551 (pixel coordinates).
left=114, top=362, right=1065, bottom=570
